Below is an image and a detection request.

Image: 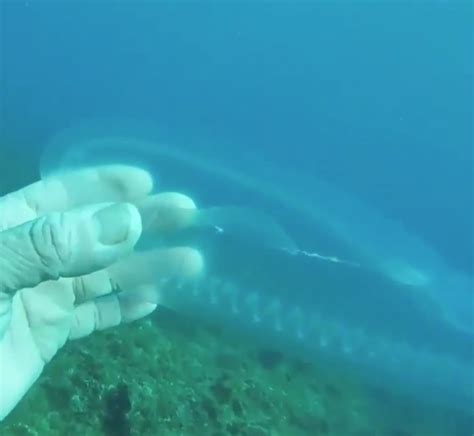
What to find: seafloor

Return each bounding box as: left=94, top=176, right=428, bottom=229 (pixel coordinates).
left=1, top=308, right=471, bottom=436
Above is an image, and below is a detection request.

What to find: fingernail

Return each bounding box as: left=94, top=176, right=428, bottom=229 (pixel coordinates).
left=94, top=204, right=132, bottom=245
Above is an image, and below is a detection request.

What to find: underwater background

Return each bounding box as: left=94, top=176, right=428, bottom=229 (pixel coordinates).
left=1, top=1, right=473, bottom=435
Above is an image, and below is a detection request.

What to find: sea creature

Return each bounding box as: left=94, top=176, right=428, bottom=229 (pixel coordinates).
left=41, top=122, right=474, bottom=412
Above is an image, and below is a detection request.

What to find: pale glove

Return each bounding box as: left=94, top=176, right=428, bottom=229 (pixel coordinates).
left=0, top=165, right=203, bottom=420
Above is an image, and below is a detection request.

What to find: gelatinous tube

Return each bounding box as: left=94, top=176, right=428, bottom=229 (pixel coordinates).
left=38, top=122, right=474, bottom=414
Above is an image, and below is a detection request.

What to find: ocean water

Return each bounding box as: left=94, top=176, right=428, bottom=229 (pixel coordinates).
left=1, top=1, right=473, bottom=435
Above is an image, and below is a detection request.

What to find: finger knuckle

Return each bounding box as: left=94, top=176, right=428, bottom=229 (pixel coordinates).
left=30, top=213, right=72, bottom=279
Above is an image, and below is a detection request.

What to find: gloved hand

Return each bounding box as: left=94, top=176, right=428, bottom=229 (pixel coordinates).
left=0, top=165, right=203, bottom=420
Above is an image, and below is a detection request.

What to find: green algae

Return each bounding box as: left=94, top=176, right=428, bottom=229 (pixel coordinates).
left=0, top=309, right=471, bottom=436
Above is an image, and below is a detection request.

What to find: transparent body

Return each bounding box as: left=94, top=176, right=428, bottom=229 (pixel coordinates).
left=41, top=122, right=474, bottom=412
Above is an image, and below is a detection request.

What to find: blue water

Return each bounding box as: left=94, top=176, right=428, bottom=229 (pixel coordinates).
left=2, top=0, right=473, bottom=431
left=2, top=1, right=472, bottom=275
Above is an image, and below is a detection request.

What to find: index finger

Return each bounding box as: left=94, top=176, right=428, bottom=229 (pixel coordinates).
left=0, top=165, right=153, bottom=228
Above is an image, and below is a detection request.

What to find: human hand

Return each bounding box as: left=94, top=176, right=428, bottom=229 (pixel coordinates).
left=0, top=165, right=203, bottom=420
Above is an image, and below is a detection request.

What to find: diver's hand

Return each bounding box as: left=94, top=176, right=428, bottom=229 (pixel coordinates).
left=0, top=166, right=203, bottom=421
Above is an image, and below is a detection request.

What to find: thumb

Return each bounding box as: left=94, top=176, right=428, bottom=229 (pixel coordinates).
left=0, top=203, right=142, bottom=295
